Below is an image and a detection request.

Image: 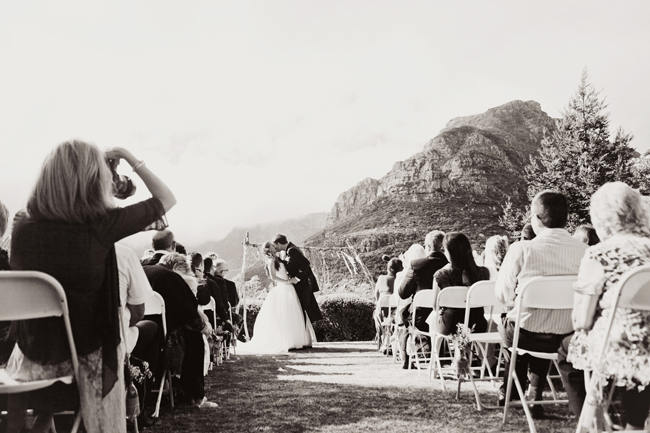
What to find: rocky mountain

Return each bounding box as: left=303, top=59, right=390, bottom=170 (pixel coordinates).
left=196, top=212, right=328, bottom=277
left=307, top=100, right=557, bottom=294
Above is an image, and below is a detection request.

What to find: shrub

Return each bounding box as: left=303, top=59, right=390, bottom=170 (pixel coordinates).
left=313, top=294, right=375, bottom=342
left=240, top=295, right=375, bottom=342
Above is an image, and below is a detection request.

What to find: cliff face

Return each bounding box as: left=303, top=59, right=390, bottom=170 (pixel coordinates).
left=328, top=100, right=555, bottom=224
left=306, top=100, right=556, bottom=294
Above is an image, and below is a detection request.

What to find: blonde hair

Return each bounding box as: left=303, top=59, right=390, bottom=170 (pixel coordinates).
left=483, top=235, right=509, bottom=272
left=27, top=140, right=114, bottom=223
left=159, top=252, right=192, bottom=275
left=590, top=182, right=650, bottom=239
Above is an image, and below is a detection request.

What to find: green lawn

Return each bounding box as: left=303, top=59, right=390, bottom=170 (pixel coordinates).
left=149, top=342, right=575, bottom=433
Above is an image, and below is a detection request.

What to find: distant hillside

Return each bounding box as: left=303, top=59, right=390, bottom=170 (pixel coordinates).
left=306, top=100, right=557, bottom=295
left=196, top=212, right=328, bottom=278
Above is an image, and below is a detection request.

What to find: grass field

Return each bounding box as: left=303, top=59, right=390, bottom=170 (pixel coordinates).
left=149, top=342, right=575, bottom=433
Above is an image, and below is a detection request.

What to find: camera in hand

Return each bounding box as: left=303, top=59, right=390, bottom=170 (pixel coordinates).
left=107, top=158, right=136, bottom=199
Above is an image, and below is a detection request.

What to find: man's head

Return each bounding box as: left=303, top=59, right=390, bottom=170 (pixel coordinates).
left=152, top=229, right=175, bottom=252
left=273, top=234, right=289, bottom=251
left=203, top=257, right=214, bottom=276
left=0, top=200, right=9, bottom=239
left=424, top=230, right=445, bottom=254
left=213, top=259, right=229, bottom=277
left=530, top=190, right=568, bottom=233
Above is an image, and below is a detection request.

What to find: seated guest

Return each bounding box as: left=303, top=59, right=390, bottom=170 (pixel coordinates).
left=115, top=243, right=161, bottom=422
left=397, top=232, right=448, bottom=369
left=0, top=200, right=12, bottom=367
left=174, top=242, right=187, bottom=255
left=520, top=223, right=536, bottom=241
left=214, top=259, right=240, bottom=307
left=6, top=141, right=174, bottom=432
left=189, top=252, right=204, bottom=280
left=373, top=258, right=403, bottom=351
left=433, top=232, right=490, bottom=335
left=202, top=258, right=234, bottom=331
left=495, top=190, right=587, bottom=416
left=0, top=200, right=8, bottom=270
left=573, top=224, right=599, bottom=246
left=141, top=229, right=175, bottom=266
left=375, top=258, right=403, bottom=300
left=558, top=182, right=650, bottom=429
left=143, top=250, right=217, bottom=409
left=483, top=235, right=509, bottom=280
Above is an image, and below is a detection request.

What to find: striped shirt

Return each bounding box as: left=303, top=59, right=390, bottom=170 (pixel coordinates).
left=495, top=228, right=587, bottom=334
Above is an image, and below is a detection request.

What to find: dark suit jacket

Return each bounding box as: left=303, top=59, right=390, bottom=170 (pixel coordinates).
left=141, top=252, right=165, bottom=266
left=398, top=251, right=449, bottom=300
left=284, top=243, right=320, bottom=293
left=398, top=251, right=448, bottom=331
left=143, top=264, right=203, bottom=333
left=214, top=275, right=239, bottom=307
left=203, top=274, right=231, bottom=322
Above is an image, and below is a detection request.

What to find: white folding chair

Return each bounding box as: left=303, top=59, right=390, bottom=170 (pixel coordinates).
left=407, top=289, right=435, bottom=372
left=502, top=276, right=576, bottom=433
left=0, top=271, right=82, bottom=433
left=429, top=286, right=468, bottom=388
left=377, top=294, right=398, bottom=358
left=144, top=291, right=174, bottom=418
left=462, top=280, right=505, bottom=409
left=576, top=265, right=650, bottom=433
left=228, top=301, right=237, bottom=356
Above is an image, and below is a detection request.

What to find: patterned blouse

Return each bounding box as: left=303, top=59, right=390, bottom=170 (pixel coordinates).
left=567, top=233, right=650, bottom=390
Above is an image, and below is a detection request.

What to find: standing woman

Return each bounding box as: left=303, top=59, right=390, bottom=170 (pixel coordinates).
left=6, top=141, right=175, bottom=433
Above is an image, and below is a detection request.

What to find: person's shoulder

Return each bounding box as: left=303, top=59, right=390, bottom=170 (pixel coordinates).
left=433, top=263, right=453, bottom=278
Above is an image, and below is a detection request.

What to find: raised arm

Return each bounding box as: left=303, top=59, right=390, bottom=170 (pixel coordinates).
left=105, top=147, right=177, bottom=212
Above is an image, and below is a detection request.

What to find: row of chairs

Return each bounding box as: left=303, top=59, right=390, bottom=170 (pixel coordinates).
left=0, top=271, right=238, bottom=431
left=377, top=267, right=650, bottom=433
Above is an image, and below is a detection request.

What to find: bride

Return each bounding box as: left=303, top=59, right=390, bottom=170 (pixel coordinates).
left=238, top=242, right=316, bottom=354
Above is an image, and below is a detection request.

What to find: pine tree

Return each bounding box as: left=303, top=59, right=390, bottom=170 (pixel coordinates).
left=525, top=71, right=637, bottom=226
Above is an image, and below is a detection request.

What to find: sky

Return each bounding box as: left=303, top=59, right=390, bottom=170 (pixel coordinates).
left=1, top=1, right=649, bottom=247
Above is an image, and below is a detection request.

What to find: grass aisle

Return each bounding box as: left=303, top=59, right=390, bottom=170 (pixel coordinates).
left=150, top=342, right=575, bottom=433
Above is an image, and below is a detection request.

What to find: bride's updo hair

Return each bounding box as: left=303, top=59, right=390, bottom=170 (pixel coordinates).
left=262, top=241, right=281, bottom=270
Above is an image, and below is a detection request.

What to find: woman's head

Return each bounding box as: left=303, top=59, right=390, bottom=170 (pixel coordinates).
left=483, top=235, right=509, bottom=272
left=0, top=200, right=8, bottom=238
left=403, top=243, right=426, bottom=268
left=159, top=252, right=192, bottom=276
left=589, top=182, right=650, bottom=240
left=263, top=241, right=277, bottom=258
left=27, top=140, right=114, bottom=223
left=573, top=225, right=600, bottom=246
left=520, top=223, right=536, bottom=241
left=386, top=258, right=403, bottom=276
left=443, top=232, right=481, bottom=282
left=190, top=252, right=204, bottom=277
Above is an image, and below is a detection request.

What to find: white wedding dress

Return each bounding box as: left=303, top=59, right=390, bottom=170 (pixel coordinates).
left=238, top=262, right=316, bottom=354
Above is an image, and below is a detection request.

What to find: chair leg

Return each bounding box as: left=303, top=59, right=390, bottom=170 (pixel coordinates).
left=502, top=349, right=518, bottom=425
left=512, top=370, right=537, bottom=433
left=70, top=412, right=81, bottom=433
left=168, top=371, right=175, bottom=409
left=153, top=373, right=165, bottom=418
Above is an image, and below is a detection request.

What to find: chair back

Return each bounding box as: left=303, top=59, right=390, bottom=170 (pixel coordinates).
left=517, top=276, right=577, bottom=310
left=144, top=291, right=167, bottom=337
left=437, top=286, right=468, bottom=309
left=200, top=296, right=217, bottom=328
left=412, top=289, right=435, bottom=309
left=378, top=294, right=398, bottom=309
left=0, top=271, right=80, bottom=379
left=464, top=280, right=502, bottom=328
left=615, top=264, right=650, bottom=311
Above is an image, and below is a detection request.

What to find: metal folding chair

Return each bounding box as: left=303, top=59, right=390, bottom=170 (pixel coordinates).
left=502, top=275, right=576, bottom=433
left=575, top=264, right=650, bottom=433
left=377, top=294, right=397, bottom=358
left=461, top=280, right=505, bottom=409
left=0, top=271, right=82, bottom=433
left=144, top=291, right=174, bottom=418
left=408, top=289, right=435, bottom=372
left=429, top=286, right=467, bottom=388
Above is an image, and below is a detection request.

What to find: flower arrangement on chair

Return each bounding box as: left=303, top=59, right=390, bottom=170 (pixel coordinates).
left=451, top=323, right=474, bottom=379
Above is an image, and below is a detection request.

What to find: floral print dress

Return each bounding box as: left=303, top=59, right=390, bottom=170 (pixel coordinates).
left=567, top=234, right=650, bottom=390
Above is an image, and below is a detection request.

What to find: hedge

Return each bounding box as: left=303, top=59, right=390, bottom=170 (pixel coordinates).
left=241, top=294, right=375, bottom=342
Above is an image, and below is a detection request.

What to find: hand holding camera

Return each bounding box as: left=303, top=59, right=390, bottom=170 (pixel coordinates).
left=105, top=147, right=139, bottom=200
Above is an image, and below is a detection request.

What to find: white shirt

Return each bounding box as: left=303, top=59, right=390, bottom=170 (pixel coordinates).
left=116, top=243, right=155, bottom=352
left=495, top=228, right=587, bottom=334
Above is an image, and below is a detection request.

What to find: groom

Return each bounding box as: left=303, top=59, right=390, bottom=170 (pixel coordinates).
left=273, top=234, right=323, bottom=324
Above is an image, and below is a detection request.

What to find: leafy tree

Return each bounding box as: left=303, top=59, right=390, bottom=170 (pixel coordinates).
left=498, top=199, right=530, bottom=240
left=525, top=71, right=637, bottom=227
